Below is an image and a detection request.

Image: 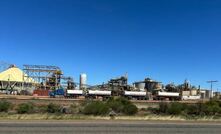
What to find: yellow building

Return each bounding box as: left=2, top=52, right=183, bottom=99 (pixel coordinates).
left=0, top=65, right=36, bottom=94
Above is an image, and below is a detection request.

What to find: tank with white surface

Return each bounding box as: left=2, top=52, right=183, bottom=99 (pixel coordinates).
left=80, top=73, right=87, bottom=89
left=67, top=90, right=83, bottom=95
left=88, top=90, right=112, bottom=96
left=190, top=90, right=197, bottom=96
left=134, top=82, right=145, bottom=91
left=66, top=90, right=83, bottom=98
left=157, top=92, right=180, bottom=97
left=182, top=95, right=201, bottom=100
left=124, top=91, right=146, bottom=97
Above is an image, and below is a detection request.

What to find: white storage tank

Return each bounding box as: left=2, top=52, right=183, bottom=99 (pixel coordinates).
left=134, top=82, right=145, bottom=91
left=67, top=90, right=83, bottom=95
left=182, top=95, right=201, bottom=100
left=88, top=90, right=111, bottom=96
left=157, top=92, right=180, bottom=97
left=190, top=90, right=197, bottom=96
left=182, top=91, right=190, bottom=96
left=124, top=91, right=146, bottom=97
left=80, top=73, right=87, bottom=89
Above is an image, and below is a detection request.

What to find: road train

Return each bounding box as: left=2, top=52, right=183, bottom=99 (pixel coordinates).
left=63, top=89, right=181, bottom=100
left=47, top=76, right=201, bottom=101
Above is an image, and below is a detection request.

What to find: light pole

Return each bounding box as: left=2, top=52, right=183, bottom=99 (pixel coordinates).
left=207, top=80, right=218, bottom=99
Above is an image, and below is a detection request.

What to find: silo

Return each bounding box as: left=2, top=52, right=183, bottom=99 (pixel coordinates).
left=145, top=81, right=161, bottom=91
left=80, top=73, right=87, bottom=89
left=134, top=82, right=145, bottom=91
left=190, top=89, right=197, bottom=96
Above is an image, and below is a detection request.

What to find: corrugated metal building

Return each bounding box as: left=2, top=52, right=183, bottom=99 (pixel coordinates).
left=0, top=65, right=36, bottom=94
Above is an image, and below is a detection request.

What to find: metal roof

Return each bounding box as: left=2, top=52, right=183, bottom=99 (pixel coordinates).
left=0, top=67, right=36, bottom=83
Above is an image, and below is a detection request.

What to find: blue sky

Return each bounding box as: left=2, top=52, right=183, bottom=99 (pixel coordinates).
left=0, top=0, right=220, bottom=90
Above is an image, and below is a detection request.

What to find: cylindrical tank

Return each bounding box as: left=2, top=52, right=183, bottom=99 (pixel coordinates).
left=182, top=91, right=190, bottom=96
left=145, top=82, right=162, bottom=91
left=124, top=91, right=146, bottom=96
left=134, top=82, right=145, bottom=91
left=156, top=83, right=162, bottom=89
left=88, top=90, right=111, bottom=96
left=190, top=90, right=197, bottom=96
left=80, top=73, right=87, bottom=89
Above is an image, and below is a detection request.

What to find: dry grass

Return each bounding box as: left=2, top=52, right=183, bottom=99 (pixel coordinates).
left=0, top=113, right=220, bottom=122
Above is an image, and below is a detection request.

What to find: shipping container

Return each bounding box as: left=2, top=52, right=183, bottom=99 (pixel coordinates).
left=33, top=89, right=49, bottom=96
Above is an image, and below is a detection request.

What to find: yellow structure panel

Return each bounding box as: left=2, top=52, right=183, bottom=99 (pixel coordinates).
left=0, top=67, right=35, bottom=83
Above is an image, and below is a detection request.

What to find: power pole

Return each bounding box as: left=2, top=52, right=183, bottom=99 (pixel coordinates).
left=207, top=80, right=218, bottom=99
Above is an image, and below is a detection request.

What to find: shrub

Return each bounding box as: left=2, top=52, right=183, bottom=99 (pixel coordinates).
left=167, top=102, right=185, bottom=115
left=123, top=104, right=138, bottom=115
left=82, top=98, right=138, bottom=116
left=36, top=105, right=48, bottom=113
left=17, top=103, right=34, bottom=114
left=186, top=104, right=199, bottom=115
left=218, top=100, right=221, bottom=107
left=107, top=99, right=124, bottom=113
left=158, top=102, right=169, bottom=114
left=83, top=101, right=109, bottom=115
left=158, top=100, right=221, bottom=116
left=0, top=101, right=12, bottom=112
left=69, top=104, right=80, bottom=114
left=47, top=103, right=61, bottom=113
left=147, top=107, right=159, bottom=114
left=107, top=97, right=138, bottom=115
left=115, top=97, right=131, bottom=105
left=203, top=100, right=221, bottom=115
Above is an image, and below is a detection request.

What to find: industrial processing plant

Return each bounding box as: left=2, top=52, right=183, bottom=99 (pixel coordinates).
left=0, top=64, right=220, bottom=101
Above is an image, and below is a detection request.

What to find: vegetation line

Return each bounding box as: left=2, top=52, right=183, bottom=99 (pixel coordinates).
left=0, top=97, right=220, bottom=121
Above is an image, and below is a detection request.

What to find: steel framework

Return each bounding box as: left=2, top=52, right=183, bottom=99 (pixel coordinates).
left=23, top=64, right=63, bottom=90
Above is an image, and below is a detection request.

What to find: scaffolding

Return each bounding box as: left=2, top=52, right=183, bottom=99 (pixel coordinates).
left=23, top=64, right=63, bottom=90
left=60, top=76, right=76, bottom=90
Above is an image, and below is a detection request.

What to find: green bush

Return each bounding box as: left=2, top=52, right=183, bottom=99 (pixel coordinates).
left=157, top=100, right=221, bottom=116
left=17, top=103, right=34, bottom=114
left=107, top=97, right=138, bottom=115
left=47, top=103, right=61, bottom=113
left=83, top=101, right=109, bottom=115
left=218, top=100, right=221, bottom=107
left=123, top=104, right=138, bottom=115
left=158, top=102, right=169, bottom=114
left=69, top=104, right=80, bottom=114
left=186, top=104, right=199, bottom=115
left=36, top=105, right=48, bottom=113
left=147, top=107, right=159, bottom=114
left=83, top=97, right=138, bottom=116
left=115, top=97, right=131, bottom=105
left=203, top=100, right=221, bottom=115
left=167, top=102, right=185, bottom=115
left=0, top=101, right=12, bottom=112
left=107, top=99, right=124, bottom=113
